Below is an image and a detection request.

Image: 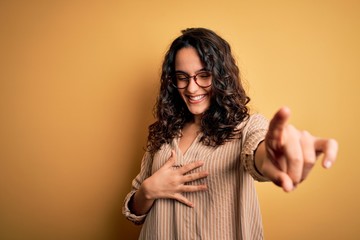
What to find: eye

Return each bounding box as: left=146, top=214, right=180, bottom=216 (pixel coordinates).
left=176, top=74, right=189, bottom=81
left=198, top=72, right=211, bottom=79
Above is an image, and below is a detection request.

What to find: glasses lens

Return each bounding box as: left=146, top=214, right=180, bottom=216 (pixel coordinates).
left=173, top=71, right=212, bottom=89
left=175, top=74, right=189, bottom=89
left=196, top=71, right=212, bottom=87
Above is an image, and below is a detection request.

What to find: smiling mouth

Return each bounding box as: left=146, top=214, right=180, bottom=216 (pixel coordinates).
left=187, top=94, right=207, bottom=103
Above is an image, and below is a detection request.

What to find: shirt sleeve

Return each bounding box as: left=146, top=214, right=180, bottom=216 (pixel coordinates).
left=241, top=113, right=270, bottom=182
left=122, top=151, right=153, bottom=225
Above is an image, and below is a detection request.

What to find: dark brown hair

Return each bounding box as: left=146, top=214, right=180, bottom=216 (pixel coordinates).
left=147, top=28, right=250, bottom=155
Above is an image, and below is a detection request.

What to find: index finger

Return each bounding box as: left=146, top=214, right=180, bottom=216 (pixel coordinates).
left=268, top=107, right=291, bottom=133
left=178, top=161, right=205, bottom=175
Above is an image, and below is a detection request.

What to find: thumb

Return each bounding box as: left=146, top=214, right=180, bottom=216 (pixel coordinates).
left=263, top=160, right=295, bottom=192
left=277, top=172, right=295, bottom=192
left=164, top=150, right=177, bottom=167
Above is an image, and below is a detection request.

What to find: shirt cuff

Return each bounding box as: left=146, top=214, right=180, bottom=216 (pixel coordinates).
left=242, top=130, right=269, bottom=182
left=122, top=190, right=147, bottom=225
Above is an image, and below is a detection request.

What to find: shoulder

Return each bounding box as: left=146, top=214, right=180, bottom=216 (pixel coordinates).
left=248, top=113, right=269, bottom=128
left=236, top=113, right=269, bottom=132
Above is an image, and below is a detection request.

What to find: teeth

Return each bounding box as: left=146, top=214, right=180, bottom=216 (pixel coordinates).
left=189, top=95, right=205, bottom=101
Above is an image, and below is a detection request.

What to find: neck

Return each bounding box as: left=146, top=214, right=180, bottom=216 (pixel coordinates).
left=193, top=115, right=202, bottom=126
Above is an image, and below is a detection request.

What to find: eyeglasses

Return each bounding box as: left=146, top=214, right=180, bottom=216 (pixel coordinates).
left=172, top=71, right=212, bottom=89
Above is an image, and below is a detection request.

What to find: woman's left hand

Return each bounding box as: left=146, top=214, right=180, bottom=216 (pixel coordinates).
left=257, top=107, right=338, bottom=192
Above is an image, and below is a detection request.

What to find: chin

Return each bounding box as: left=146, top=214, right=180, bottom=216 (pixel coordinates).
left=183, top=98, right=211, bottom=117
left=188, top=107, right=208, bottom=116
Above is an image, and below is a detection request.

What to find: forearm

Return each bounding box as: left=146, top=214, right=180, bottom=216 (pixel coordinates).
left=254, top=141, right=267, bottom=176
left=129, top=179, right=155, bottom=216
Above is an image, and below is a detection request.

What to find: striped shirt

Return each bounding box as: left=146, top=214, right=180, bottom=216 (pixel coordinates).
left=123, top=114, right=269, bottom=240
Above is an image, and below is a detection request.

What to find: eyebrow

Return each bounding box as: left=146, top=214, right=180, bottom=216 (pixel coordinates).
left=174, top=68, right=208, bottom=75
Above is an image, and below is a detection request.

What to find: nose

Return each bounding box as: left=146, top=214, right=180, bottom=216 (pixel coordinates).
left=186, top=77, right=199, bottom=93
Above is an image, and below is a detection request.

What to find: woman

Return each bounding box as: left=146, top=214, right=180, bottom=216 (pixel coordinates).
left=123, top=28, right=338, bottom=239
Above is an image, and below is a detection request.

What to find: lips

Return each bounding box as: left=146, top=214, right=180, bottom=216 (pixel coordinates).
left=187, top=94, right=207, bottom=103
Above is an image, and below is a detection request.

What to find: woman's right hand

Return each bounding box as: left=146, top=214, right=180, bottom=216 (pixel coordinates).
left=141, top=150, right=209, bottom=207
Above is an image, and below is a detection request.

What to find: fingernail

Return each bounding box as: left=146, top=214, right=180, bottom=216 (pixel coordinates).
left=283, top=182, right=295, bottom=192
left=324, top=161, right=332, bottom=169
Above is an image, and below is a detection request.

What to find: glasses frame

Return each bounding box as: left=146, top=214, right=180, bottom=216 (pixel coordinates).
left=172, top=71, right=212, bottom=89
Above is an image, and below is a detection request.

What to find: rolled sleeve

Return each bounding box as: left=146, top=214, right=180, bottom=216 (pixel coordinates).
left=122, top=152, right=153, bottom=225
left=241, top=114, right=269, bottom=182
left=122, top=190, right=147, bottom=225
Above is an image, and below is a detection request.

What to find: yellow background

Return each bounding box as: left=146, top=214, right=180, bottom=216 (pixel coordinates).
left=1, top=1, right=359, bottom=239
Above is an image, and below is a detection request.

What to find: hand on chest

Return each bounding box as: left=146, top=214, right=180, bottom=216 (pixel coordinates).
left=152, top=138, right=242, bottom=178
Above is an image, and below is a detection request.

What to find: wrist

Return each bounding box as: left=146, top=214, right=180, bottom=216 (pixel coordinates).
left=140, top=178, right=155, bottom=200
left=130, top=179, right=156, bottom=216
left=254, top=141, right=266, bottom=176
left=254, top=159, right=264, bottom=176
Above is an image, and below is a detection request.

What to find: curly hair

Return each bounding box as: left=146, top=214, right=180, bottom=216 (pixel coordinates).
left=147, top=28, right=250, bottom=155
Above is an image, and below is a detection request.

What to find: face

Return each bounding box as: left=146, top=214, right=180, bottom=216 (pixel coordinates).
left=174, top=47, right=212, bottom=120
